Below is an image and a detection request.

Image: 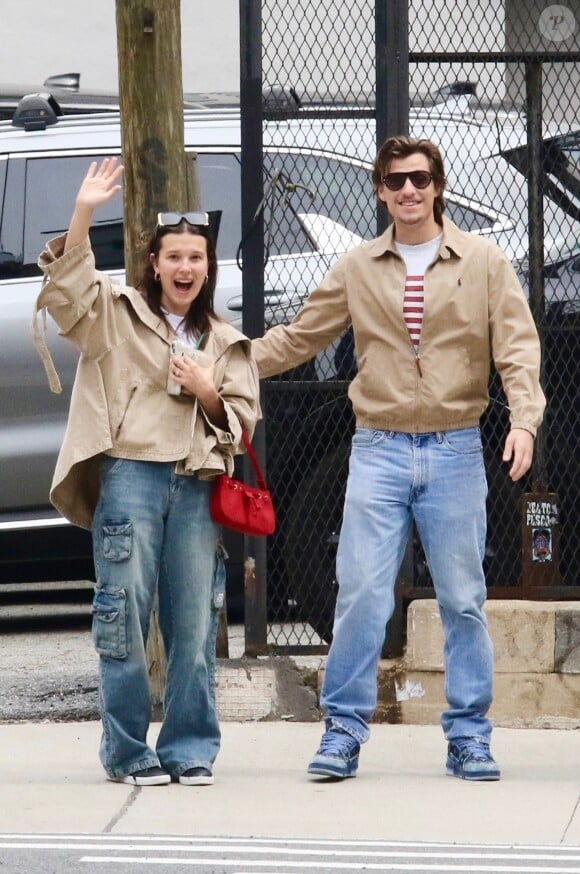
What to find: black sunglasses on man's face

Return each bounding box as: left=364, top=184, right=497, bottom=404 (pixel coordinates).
left=381, top=171, right=433, bottom=191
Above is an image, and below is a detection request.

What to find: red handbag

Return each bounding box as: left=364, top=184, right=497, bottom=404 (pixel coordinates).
left=210, top=431, right=276, bottom=536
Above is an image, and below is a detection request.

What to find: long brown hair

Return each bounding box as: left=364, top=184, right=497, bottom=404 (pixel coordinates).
left=372, top=135, right=447, bottom=224
left=138, top=220, right=219, bottom=337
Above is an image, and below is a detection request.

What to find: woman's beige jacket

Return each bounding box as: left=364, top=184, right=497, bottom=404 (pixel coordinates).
left=33, top=235, right=261, bottom=530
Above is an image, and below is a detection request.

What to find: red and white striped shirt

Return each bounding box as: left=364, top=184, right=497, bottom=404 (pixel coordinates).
left=403, top=275, right=424, bottom=349
left=396, top=235, right=442, bottom=352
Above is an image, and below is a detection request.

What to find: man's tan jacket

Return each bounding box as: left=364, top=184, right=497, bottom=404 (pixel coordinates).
left=34, top=236, right=261, bottom=530
left=252, top=217, right=545, bottom=435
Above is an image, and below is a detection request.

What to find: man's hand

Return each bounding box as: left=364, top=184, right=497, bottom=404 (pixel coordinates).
left=502, top=428, right=534, bottom=482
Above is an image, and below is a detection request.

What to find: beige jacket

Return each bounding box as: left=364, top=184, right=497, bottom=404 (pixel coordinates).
left=34, top=235, right=261, bottom=530
left=252, top=217, right=545, bottom=435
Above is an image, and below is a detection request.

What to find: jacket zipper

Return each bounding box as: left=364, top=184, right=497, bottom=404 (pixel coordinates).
left=414, top=350, right=423, bottom=378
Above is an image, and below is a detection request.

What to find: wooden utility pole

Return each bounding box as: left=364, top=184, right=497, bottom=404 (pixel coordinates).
left=115, top=0, right=191, bottom=706
left=116, top=0, right=194, bottom=284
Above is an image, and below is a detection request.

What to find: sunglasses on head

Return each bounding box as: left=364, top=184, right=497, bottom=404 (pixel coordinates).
left=156, top=211, right=209, bottom=229
left=381, top=171, right=433, bottom=191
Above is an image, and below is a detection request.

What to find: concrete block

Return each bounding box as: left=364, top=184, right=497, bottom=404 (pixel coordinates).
left=490, top=601, right=555, bottom=673
left=216, top=658, right=320, bottom=722
left=373, top=667, right=580, bottom=729
left=491, top=672, right=580, bottom=728
left=217, top=661, right=276, bottom=721
left=406, top=599, right=558, bottom=673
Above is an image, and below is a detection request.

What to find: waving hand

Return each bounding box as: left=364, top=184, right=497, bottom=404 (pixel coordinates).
left=64, top=158, right=124, bottom=253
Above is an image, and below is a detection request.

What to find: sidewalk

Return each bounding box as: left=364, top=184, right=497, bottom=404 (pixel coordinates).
left=2, top=720, right=580, bottom=844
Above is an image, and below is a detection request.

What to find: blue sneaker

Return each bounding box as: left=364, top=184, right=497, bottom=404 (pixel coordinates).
left=307, top=727, right=360, bottom=779
left=446, top=737, right=501, bottom=781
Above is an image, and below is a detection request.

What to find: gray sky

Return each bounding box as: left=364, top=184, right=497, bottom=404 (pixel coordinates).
left=0, top=1, right=240, bottom=94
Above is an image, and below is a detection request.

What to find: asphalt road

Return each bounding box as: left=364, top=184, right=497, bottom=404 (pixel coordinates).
left=0, top=581, right=252, bottom=723
left=0, top=581, right=99, bottom=722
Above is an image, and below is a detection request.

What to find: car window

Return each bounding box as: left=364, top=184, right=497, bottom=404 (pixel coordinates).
left=197, top=151, right=374, bottom=260
left=25, top=155, right=124, bottom=271
left=262, top=152, right=374, bottom=253
left=0, top=154, right=124, bottom=279
left=445, top=200, right=496, bottom=231
left=194, top=152, right=241, bottom=260
left=0, top=158, right=10, bottom=275
left=0, top=156, right=26, bottom=278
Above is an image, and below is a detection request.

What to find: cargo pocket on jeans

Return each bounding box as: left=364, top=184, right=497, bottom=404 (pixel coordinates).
left=102, top=521, right=132, bottom=561
left=212, top=542, right=227, bottom=611
left=92, top=588, right=128, bottom=659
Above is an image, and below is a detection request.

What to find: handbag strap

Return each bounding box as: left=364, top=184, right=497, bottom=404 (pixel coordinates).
left=241, top=430, right=268, bottom=491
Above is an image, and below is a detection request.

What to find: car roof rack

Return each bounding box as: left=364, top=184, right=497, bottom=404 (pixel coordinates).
left=12, top=92, right=63, bottom=131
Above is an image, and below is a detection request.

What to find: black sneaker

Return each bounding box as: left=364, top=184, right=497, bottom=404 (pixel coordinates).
left=179, top=767, right=214, bottom=786
left=110, top=766, right=171, bottom=786
left=446, top=737, right=501, bottom=781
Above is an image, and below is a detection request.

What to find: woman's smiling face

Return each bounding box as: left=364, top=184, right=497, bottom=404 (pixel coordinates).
left=151, top=231, right=209, bottom=316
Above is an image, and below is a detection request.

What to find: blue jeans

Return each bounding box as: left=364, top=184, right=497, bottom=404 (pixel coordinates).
left=322, top=427, right=494, bottom=744
left=92, top=457, right=225, bottom=780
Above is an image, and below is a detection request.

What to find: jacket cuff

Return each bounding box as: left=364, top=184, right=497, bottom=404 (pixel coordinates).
left=510, top=420, right=537, bottom=438
left=38, top=233, right=91, bottom=270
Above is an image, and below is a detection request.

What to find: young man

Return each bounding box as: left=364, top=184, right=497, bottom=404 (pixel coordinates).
left=252, top=136, right=545, bottom=781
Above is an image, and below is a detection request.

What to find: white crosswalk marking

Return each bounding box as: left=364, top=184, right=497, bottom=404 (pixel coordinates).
left=3, top=835, right=580, bottom=873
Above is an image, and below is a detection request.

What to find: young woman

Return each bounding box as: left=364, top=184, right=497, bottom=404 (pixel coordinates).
left=34, top=158, right=261, bottom=786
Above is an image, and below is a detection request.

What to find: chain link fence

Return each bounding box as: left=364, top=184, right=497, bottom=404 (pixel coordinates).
left=239, top=0, right=580, bottom=654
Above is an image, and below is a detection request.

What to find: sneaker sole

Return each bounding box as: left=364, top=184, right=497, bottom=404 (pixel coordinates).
left=109, top=774, right=171, bottom=786
left=307, top=761, right=358, bottom=780
left=446, top=765, right=501, bottom=781
left=178, top=774, right=215, bottom=786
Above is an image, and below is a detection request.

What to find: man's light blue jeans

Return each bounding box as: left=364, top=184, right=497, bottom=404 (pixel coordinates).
left=92, top=457, right=225, bottom=780
left=322, top=427, right=494, bottom=744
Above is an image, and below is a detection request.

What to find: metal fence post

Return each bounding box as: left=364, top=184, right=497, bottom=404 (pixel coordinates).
left=376, top=0, right=409, bottom=236
left=525, top=59, right=547, bottom=487
left=240, top=0, right=268, bottom=655
left=376, top=0, right=411, bottom=656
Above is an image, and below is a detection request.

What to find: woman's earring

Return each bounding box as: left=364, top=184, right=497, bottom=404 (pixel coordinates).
left=205, top=274, right=209, bottom=284
left=154, top=271, right=160, bottom=282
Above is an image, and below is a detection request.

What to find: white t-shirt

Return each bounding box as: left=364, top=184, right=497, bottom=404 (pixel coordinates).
left=395, top=235, right=441, bottom=349
left=162, top=308, right=199, bottom=345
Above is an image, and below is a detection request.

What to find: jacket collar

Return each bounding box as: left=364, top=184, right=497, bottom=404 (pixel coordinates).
left=112, top=286, right=250, bottom=353
left=366, top=215, right=465, bottom=262
left=112, top=285, right=174, bottom=340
